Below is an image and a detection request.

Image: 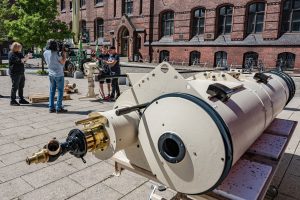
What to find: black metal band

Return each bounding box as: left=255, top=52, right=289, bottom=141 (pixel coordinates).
left=267, top=70, right=296, bottom=104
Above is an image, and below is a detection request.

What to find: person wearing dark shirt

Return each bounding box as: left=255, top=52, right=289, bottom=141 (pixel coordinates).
left=105, top=46, right=120, bottom=100
left=97, top=46, right=111, bottom=100
left=8, top=42, right=32, bottom=106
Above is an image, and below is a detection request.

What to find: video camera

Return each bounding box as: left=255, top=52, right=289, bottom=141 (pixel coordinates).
left=47, top=40, right=70, bottom=53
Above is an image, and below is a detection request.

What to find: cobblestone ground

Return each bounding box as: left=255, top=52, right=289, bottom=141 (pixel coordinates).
left=0, top=67, right=299, bottom=200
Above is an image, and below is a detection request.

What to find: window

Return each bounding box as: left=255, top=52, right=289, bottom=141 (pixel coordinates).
left=247, top=3, right=265, bottom=34
left=69, top=21, right=72, bottom=31
left=136, top=35, right=142, bottom=50
left=61, top=0, right=65, bottom=11
left=114, top=0, right=116, bottom=17
left=243, top=52, right=259, bottom=68
left=140, top=0, right=143, bottom=14
left=218, top=5, right=233, bottom=35
left=69, top=1, right=72, bottom=11
left=161, top=11, right=174, bottom=37
left=277, top=52, right=295, bottom=69
left=80, top=0, right=86, bottom=8
left=159, top=50, right=170, bottom=62
left=215, top=51, right=228, bottom=67
left=94, top=18, right=104, bottom=40
left=80, top=20, right=89, bottom=43
left=192, top=8, right=205, bottom=36
left=95, top=0, right=103, bottom=5
left=282, top=0, right=300, bottom=32
left=123, top=0, right=133, bottom=15
left=189, top=51, right=201, bottom=66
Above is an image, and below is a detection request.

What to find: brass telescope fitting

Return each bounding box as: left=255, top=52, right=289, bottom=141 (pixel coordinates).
left=26, top=113, right=109, bottom=165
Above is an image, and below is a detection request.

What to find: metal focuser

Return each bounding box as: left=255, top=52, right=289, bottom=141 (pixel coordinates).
left=26, top=113, right=109, bottom=165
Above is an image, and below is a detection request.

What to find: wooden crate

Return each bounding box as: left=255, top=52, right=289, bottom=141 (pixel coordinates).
left=29, top=93, right=72, bottom=103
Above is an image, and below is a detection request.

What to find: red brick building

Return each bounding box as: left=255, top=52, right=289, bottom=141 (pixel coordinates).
left=58, top=0, right=300, bottom=70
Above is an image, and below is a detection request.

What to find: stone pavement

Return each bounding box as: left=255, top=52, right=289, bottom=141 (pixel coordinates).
left=0, top=71, right=299, bottom=200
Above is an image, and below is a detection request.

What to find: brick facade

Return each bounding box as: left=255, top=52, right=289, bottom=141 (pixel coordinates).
left=58, top=0, right=300, bottom=69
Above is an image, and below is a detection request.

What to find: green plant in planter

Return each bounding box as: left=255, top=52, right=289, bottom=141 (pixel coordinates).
left=36, top=70, right=48, bottom=75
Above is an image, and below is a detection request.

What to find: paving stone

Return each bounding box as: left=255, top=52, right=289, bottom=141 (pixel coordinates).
left=0, top=117, right=17, bottom=125
left=0, top=143, right=22, bottom=156
left=271, top=153, right=293, bottom=187
left=0, top=134, right=21, bottom=146
left=279, top=173, right=300, bottom=199
left=16, top=127, right=52, bottom=139
left=0, top=146, right=39, bottom=165
left=69, top=161, right=114, bottom=188
left=0, top=125, right=35, bottom=136
left=0, top=178, right=34, bottom=200
left=0, top=161, right=45, bottom=182
left=120, top=181, right=176, bottom=200
left=0, top=161, right=5, bottom=168
left=19, top=177, right=84, bottom=200
left=103, top=170, right=148, bottom=195
left=22, top=161, right=77, bottom=188
left=275, top=194, right=298, bottom=200
left=68, top=182, right=123, bottom=200
left=65, top=153, right=102, bottom=170
left=286, top=154, right=300, bottom=177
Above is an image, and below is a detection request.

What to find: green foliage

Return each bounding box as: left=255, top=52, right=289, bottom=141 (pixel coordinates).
left=0, top=0, right=10, bottom=43
left=0, top=64, right=8, bottom=68
left=36, top=69, right=48, bottom=75
left=4, top=0, right=71, bottom=49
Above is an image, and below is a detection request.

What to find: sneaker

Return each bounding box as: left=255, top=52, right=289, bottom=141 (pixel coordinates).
left=56, top=108, right=68, bottom=113
left=19, top=99, right=30, bottom=104
left=10, top=100, right=20, bottom=106
left=104, top=95, right=110, bottom=101
left=49, top=108, right=56, bottom=113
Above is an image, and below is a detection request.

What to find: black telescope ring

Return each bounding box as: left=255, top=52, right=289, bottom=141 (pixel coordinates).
left=158, top=132, right=186, bottom=163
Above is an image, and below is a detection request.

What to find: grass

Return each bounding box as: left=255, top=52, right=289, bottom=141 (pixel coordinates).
left=36, top=70, right=48, bottom=75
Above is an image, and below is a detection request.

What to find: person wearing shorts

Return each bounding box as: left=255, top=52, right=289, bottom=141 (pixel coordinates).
left=97, top=46, right=111, bottom=100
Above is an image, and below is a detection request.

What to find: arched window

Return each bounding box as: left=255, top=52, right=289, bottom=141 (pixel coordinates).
left=159, top=50, right=170, bottom=62
left=247, top=2, right=265, bottom=34
left=215, top=51, right=228, bottom=67
left=122, top=0, right=133, bottom=15
left=61, top=0, right=65, bottom=11
left=80, top=20, right=88, bottom=43
left=282, top=0, right=300, bottom=33
left=161, top=11, right=174, bottom=37
left=192, top=8, right=205, bottom=36
left=189, top=51, right=201, bottom=66
left=80, top=0, right=86, bottom=8
left=218, top=5, right=233, bottom=35
left=95, top=0, right=103, bottom=5
left=277, top=52, right=295, bottom=69
left=243, top=52, right=259, bottom=68
left=80, top=20, right=87, bottom=34
left=94, top=18, right=104, bottom=40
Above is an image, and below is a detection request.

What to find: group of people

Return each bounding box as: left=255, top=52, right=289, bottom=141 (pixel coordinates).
left=95, top=46, right=121, bottom=101
left=7, top=40, right=121, bottom=114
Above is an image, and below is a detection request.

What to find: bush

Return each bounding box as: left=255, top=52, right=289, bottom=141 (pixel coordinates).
left=0, top=64, right=8, bottom=68
left=36, top=70, right=48, bottom=75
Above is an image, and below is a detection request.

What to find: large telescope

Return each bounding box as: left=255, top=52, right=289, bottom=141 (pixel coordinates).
left=26, top=63, right=295, bottom=195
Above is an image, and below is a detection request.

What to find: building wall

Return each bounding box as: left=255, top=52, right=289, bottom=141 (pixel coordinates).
left=58, top=0, right=300, bottom=69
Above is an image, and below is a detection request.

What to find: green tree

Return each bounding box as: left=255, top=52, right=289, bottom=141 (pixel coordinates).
left=0, top=0, right=10, bottom=65
left=4, top=0, right=72, bottom=71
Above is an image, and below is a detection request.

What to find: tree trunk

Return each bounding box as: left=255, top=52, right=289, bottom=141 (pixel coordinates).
left=41, top=50, right=44, bottom=72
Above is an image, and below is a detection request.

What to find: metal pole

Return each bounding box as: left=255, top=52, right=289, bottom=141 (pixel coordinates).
left=72, top=0, right=80, bottom=45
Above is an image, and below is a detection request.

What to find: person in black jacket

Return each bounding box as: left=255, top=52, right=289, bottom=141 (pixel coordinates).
left=8, top=42, right=32, bottom=106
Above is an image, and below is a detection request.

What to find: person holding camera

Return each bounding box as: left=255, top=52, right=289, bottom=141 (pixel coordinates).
left=43, top=39, right=68, bottom=113
left=8, top=42, right=32, bottom=106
